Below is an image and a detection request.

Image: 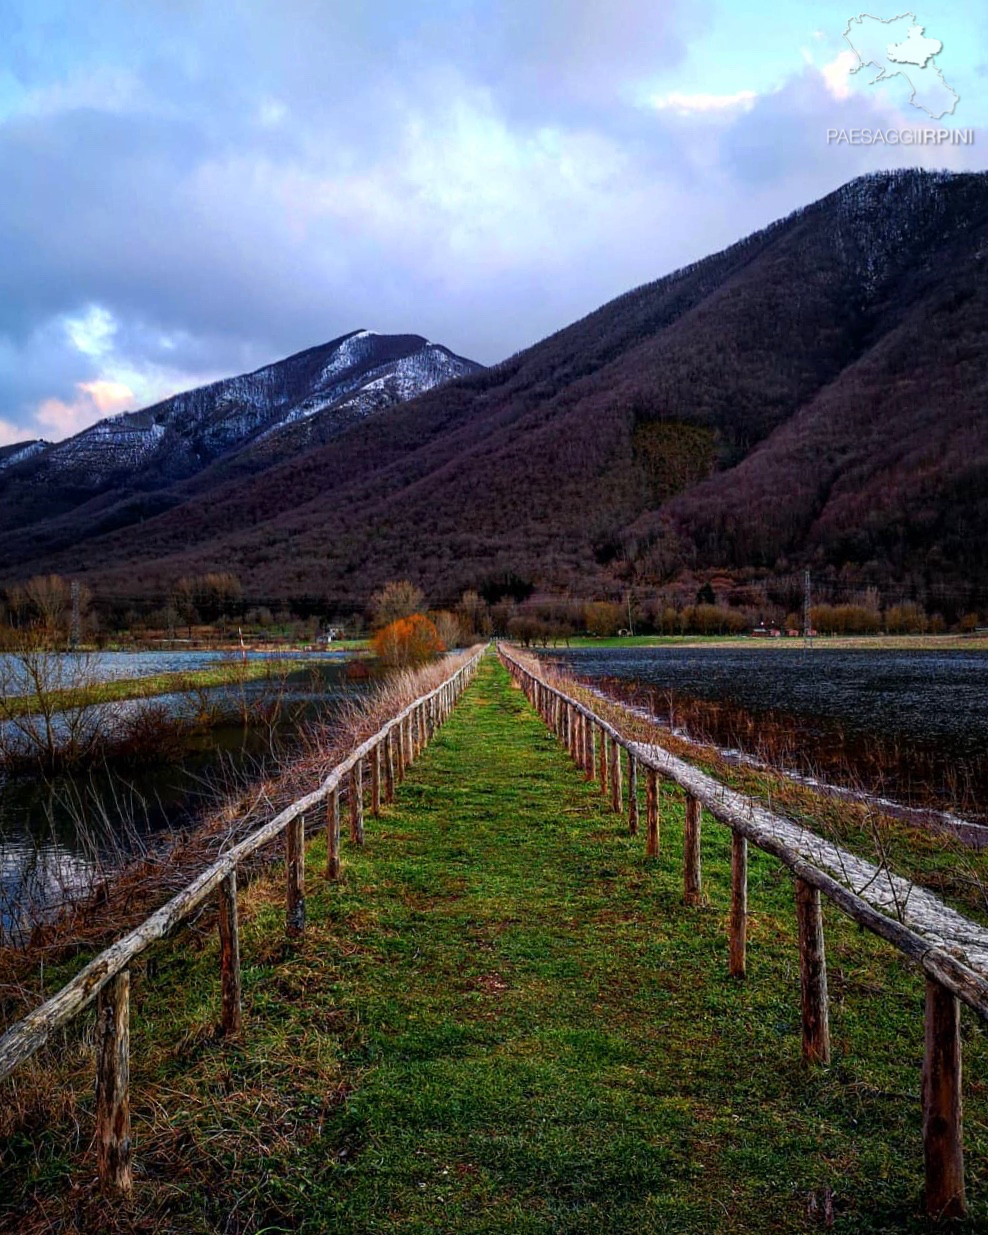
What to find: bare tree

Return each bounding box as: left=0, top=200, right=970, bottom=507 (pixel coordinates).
left=369, top=580, right=425, bottom=629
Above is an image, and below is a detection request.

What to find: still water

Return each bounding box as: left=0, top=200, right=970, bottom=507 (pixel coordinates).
left=0, top=653, right=363, bottom=938
left=545, top=645, right=988, bottom=824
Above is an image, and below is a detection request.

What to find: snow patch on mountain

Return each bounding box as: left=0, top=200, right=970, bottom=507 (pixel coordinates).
left=7, top=332, right=482, bottom=491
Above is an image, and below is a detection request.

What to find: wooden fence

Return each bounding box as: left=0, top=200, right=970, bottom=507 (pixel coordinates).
left=499, top=643, right=988, bottom=1220
left=0, top=645, right=485, bottom=1194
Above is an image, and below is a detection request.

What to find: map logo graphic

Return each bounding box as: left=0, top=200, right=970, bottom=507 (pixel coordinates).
left=843, top=12, right=959, bottom=120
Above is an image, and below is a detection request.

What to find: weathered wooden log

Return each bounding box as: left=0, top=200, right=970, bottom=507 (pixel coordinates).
left=646, top=768, right=659, bottom=858
left=683, top=794, right=702, bottom=906
left=923, top=979, right=966, bottom=1218
left=729, top=831, right=747, bottom=978
left=384, top=730, right=395, bottom=804
left=96, top=969, right=132, bottom=1194
left=349, top=763, right=365, bottom=846
left=795, top=877, right=830, bottom=1064
left=217, top=870, right=242, bottom=1035
left=286, top=813, right=306, bottom=936
left=609, top=737, right=622, bottom=813
left=627, top=754, right=639, bottom=836
left=371, top=742, right=381, bottom=817
left=326, top=787, right=341, bottom=880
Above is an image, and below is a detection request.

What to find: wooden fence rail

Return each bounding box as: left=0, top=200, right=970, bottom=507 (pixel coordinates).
left=0, top=645, right=486, bottom=1193
left=498, top=642, right=988, bottom=1220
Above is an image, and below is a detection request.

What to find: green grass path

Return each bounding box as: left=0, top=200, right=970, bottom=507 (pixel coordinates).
left=9, top=657, right=988, bottom=1233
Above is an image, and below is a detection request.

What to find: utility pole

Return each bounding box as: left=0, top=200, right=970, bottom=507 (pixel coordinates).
left=803, top=568, right=813, bottom=647
left=70, top=580, right=81, bottom=649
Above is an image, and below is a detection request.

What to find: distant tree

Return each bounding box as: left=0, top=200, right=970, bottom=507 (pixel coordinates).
left=506, top=615, right=539, bottom=647
left=24, top=574, right=72, bottom=639
left=171, top=572, right=242, bottom=630
left=4, top=584, right=27, bottom=629
left=583, top=601, right=623, bottom=637
left=431, top=610, right=463, bottom=650
left=884, top=602, right=928, bottom=635
left=371, top=614, right=444, bottom=667
left=457, top=590, right=491, bottom=639
left=369, top=580, right=425, bottom=630
left=695, top=582, right=716, bottom=606
left=172, top=577, right=199, bottom=636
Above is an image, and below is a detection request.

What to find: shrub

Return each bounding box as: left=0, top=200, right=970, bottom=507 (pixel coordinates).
left=371, top=614, right=445, bottom=668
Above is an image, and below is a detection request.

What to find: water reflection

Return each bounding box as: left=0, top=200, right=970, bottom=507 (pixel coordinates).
left=0, top=656, right=362, bottom=939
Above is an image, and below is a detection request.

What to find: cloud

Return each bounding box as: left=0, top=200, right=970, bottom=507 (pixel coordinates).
left=821, top=51, right=860, bottom=101
left=651, top=90, right=757, bottom=116
left=0, top=417, right=25, bottom=447
left=0, top=0, right=984, bottom=447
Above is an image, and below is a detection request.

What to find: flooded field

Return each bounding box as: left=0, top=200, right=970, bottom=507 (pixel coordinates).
left=0, top=654, right=363, bottom=938
left=546, top=645, right=988, bottom=825
left=0, top=647, right=342, bottom=694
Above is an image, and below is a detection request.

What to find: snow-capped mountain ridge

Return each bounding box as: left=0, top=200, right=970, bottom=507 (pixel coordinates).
left=4, top=330, right=482, bottom=492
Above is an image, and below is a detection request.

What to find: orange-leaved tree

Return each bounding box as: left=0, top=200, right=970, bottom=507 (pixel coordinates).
left=371, top=614, right=445, bottom=668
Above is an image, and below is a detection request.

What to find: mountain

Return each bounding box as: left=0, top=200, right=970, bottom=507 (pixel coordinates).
left=4, top=170, right=988, bottom=618
left=0, top=330, right=482, bottom=547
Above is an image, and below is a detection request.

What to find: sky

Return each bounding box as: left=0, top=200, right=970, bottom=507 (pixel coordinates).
left=1, top=0, right=986, bottom=447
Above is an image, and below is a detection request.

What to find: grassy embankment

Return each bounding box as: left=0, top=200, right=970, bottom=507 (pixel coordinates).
left=3, top=657, right=987, bottom=1233
left=0, top=658, right=312, bottom=718
left=565, top=634, right=988, bottom=650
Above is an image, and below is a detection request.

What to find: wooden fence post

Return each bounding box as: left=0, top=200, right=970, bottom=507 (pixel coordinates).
left=795, top=878, right=830, bottom=1064
left=609, top=738, right=622, bottom=814
left=217, top=870, right=242, bottom=1035
left=646, top=768, right=659, bottom=857
left=286, top=813, right=306, bottom=936
left=349, top=763, right=365, bottom=846
left=598, top=726, right=608, bottom=795
left=384, top=731, right=395, bottom=804
left=923, top=979, right=966, bottom=1218
left=371, top=743, right=381, bottom=817
left=96, top=969, right=132, bottom=1194
left=326, top=787, right=341, bottom=880
left=729, top=832, right=747, bottom=978
left=683, top=794, right=702, bottom=906
left=627, top=754, right=639, bottom=836
left=396, top=719, right=406, bottom=782
left=585, top=717, right=596, bottom=781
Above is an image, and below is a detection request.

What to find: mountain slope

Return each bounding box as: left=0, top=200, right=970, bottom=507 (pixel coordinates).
left=0, top=330, right=482, bottom=543
left=5, top=170, right=988, bottom=615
